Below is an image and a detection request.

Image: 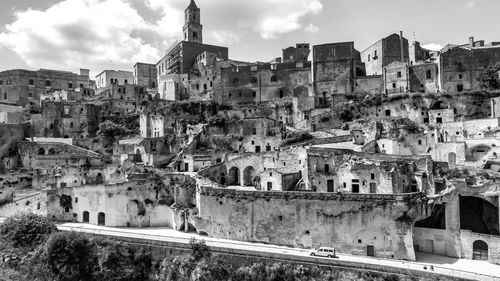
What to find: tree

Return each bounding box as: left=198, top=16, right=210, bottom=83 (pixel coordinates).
left=46, top=232, right=98, bottom=281
left=97, top=120, right=129, bottom=145
left=0, top=213, right=57, bottom=248
left=479, top=62, right=500, bottom=90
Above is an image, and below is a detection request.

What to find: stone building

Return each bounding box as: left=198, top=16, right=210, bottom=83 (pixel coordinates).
left=218, top=61, right=311, bottom=105
left=134, top=63, right=157, bottom=89
left=307, top=147, right=433, bottom=194
left=0, top=68, right=91, bottom=106
left=409, top=41, right=438, bottom=66
left=155, top=1, right=228, bottom=101
left=38, top=101, right=101, bottom=138
left=383, top=61, right=409, bottom=94
left=282, top=43, right=310, bottom=63
left=95, top=70, right=134, bottom=93
left=140, top=113, right=165, bottom=138
left=438, top=37, right=500, bottom=93
left=361, top=32, right=409, bottom=76
left=156, top=1, right=228, bottom=78
left=312, top=42, right=365, bottom=107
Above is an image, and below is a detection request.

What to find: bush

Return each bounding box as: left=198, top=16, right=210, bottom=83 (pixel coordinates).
left=281, top=132, right=313, bottom=146
left=94, top=239, right=152, bottom=281
left=46, top=232, right=98, bottom=281
left=0, top=213, right=57, bottom=248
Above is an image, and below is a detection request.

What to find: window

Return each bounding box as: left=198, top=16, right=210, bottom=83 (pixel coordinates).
left=279, top=89, right=284, bottom=98
left=6, top=79, right=12, bottom=85
left=0, top=80, right=2, bottom=85
left=196, top=84, right=199, bottom=90
left=68, top=82, right=73, bottom=89
left=70, top=122, right=74, bottom=128
left=193, top=31, right=198, bottom=39
left=418, top=139, right=422, bottom=145
left=80, top=83, right=84, bottom=88
left=278, top=215, right=283, bottom=221
left=459, top=74, right=463, bottom=79
left=3, top=93, right=6, bottom=99
left=371, top=173, right=375, bottom=180
left=252, top=91, right=256, bottom=97
left=232, top=78, right=239, bottom=86
left=397, top=71, right=402, bottom=78
left=270, top=75, right=278, bottom=82
left=203, top=84, right=207, bottom=90
left=28, top=92, right=32, bottom=98
left=251, top=77, right=258, bottom=84
left=124, top=79, right=128, bottom=84
left=267, top=182, right=272, bottom=191
left=252, top=128, right=257, bottom=135
left=457, top=84, right=464, bottom=92
left=324, top=164, right=330, bottom=174
left=392, top=83, right=396, bottom=88
left=426, top=70, right=432, bottom=79
left=45, top=80, right=51, bottom=87
left=368, top=54, right=371, bottom=61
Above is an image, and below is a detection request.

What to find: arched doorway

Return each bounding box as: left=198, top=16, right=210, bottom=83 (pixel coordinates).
left=134, top=149, right=141, bottom=162
left=38, top=147, right=45, bottom=155
left=470, top=145, right=491, bottom=161
left=228, top=167, right=240, bottom=186
left=448, top=152, right=457, bottom=166
left=83, top=211, right=89, bottom=223
left=472, top=240, right=488, bottom=260
left=97, top=212, right=105, bottom=226
left=243, top=166, right=256, bottom=186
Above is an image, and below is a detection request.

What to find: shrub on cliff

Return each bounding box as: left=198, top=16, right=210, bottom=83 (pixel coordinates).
left=46, top=232, right=98, bottom=281
left=94, top=239, right=152, bottom=281
left=479, top=62, right=500, bottom=90
left=0, top=213, right=57, bottom=248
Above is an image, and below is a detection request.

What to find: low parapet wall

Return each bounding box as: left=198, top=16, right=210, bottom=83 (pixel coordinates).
left=199, top=186, right=423, bottom=202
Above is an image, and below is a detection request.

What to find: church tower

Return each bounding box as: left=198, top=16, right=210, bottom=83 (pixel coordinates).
left=183, top=0, right=203, bottom=44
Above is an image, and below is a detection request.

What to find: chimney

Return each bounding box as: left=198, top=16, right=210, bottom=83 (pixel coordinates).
left=469, top=36, right=474, bottom=47
left=399, top=31, right=405, bottom=61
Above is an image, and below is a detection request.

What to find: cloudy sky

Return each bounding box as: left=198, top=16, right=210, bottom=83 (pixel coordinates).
left=0, top=0, right=498, bottom=77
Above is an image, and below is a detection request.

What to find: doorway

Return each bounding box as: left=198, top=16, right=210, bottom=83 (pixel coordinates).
left=367, top=245, right=374, bottom=257
left=97, top=212, right=105, bottom=226
left=83, top=211, right=89, bottom=223
left=472, top=240, right=488, bottom=260
left=425, top=239, right=434, bottom=254
left=327, top=180, right=334, bottom=192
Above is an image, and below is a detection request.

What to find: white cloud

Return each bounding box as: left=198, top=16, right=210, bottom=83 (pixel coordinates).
left=462, top=0, right=476, bottom=10
left=0, top=0, right=165, bottom=76
left=0, top=0, right=325, bottom=75
left=251, top=0, right=324, bottom=39
left=210, top=31, right=240, bottom=45
left=422, top=43, right=443, bottom=51
left=209, top=0, right=323, bottom=39
left=305, top=23, right=319, bottom=33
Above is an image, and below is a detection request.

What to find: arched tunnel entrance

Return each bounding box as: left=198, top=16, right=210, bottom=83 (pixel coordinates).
left=460, top=196, right=499, bottom=235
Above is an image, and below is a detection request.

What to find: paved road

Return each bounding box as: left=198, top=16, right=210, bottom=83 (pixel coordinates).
left=57, top=223, right=500, bottom=281
left=1, top=217, right=498, bottom=280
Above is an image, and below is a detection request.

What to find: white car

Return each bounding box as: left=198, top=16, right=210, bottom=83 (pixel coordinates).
left=309, top=247, right=337, bottom=258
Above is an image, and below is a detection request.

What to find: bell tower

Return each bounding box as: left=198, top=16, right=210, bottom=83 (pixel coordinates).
left=183, top=0, right=203, bottom=43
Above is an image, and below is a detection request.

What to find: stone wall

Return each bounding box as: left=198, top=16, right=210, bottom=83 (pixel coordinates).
left=194, top=186, right=423, bottom=261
